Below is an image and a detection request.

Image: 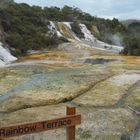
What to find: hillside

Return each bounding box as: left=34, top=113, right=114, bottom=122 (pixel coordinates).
left=0, top=0, right=14, bottom=9
left=0, top=1, right=140, bottom=60
left=121, top=19, right=140, bottom=27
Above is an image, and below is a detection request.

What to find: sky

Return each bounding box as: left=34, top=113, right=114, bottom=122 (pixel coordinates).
left=15, top=0, right=140, bottom=20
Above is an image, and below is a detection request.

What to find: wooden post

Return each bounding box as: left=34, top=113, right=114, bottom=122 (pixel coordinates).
left=66, top=106, right=76, bottom=140
left=0, top=106, right=81, bottom=140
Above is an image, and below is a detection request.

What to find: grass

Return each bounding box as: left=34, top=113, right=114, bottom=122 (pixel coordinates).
left=78, top=128, right=92, bottom=139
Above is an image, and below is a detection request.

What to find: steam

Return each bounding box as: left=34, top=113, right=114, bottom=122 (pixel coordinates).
left=103, top=33, right=123, bottom=47
left=112, top=34, right=123, bottom=46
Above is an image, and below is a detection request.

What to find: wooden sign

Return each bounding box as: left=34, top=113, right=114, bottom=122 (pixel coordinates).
left=0, top=106, right=81, bottom=140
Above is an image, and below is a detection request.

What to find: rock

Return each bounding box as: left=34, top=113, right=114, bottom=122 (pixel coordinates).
left=0, top=65, right=48, bottom=96
left=0, top=65, right=113, bottom=112
left=125, top=81, right=140, bottom=110
left=73, top=72, right=140, bottom=107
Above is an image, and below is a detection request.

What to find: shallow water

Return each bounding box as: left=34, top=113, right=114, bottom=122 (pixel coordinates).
left=0, top=72, right=48, bottom=102
left=84, top=58, right=122, bottom=64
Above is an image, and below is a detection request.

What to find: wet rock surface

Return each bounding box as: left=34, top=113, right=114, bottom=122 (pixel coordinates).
left=125, top=81, right=140, bottom=110
left=84, top=58, right=121, bottom=64
left=73, top=72, right=140, bottom=107
left=0, top=65, right=113, bottom=112
left=0, top=44, right=140, bottom=140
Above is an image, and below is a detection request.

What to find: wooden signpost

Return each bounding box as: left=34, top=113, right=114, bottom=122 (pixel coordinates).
left=0, top=106, right=81, bottom=140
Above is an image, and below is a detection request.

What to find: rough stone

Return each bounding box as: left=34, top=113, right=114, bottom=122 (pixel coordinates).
left=74, top=72, right=140, bottom=107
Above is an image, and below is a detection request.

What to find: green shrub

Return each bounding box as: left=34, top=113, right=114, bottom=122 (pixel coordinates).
left=122, top=37, right=140, bottom=56
left=58, top=36, right=69, bottom=43
left=71, top=22, right=84, bottom=38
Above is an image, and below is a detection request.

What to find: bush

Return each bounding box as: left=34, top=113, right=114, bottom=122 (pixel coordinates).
left=6, top=32, right=24, bottom=54
left=71, top=22, right=84, bottom=38
left=58, top=36, right=69, bottom=43
left=122, top=37, right=140, bottom=55
left=1, top=3, right=140, bottom=56
left=1, top=3, right=60, bottom=55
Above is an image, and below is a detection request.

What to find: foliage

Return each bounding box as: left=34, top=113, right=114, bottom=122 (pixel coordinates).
left=127, top=22, right=140, bottom=37
left=0, top=3, right=60, bottom=55
left=121, top=37, right=140, bottom=56
left=0, top=0, right=14, bottom=9
left=0, top=1, right=139, bottom=56
left=121, top=22, right=140, bottom=55
left=71, top=21, right=84, bottom=38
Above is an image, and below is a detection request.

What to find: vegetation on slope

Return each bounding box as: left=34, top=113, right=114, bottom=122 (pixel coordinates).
left=71, top=21, right=84, bottom=38
left=0, top=0, right=14, bottom=9
left=35, top=6, right=140, bottom=56
left=0, top=3, right=61, bottom=55
left=0, top=1, right=139, bottom=56
left=121, top=22, right=140, bottom=55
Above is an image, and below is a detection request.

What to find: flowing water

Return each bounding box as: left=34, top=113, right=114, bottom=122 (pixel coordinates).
left=0, top=42, right=17, bottom=67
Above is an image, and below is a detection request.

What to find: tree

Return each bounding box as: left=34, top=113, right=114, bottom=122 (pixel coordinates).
left=71, top=22, right=84, bottom=38
left=122, top=37, right=140, bottom=55
left=44, top=6, right=63, bottom=21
